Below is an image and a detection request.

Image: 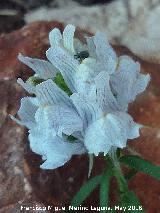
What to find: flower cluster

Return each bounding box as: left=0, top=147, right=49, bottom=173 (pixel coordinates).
left=11, top=24, right=150, bottom=169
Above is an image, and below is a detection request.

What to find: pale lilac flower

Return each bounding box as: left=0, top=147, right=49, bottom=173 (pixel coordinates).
left=46, top=25, right=150, bottom=107
left=11, top=24, right=150, bottom=169
left=11, top=80, right=86, bottom=169
left=16, top=53, right=58, bottom=94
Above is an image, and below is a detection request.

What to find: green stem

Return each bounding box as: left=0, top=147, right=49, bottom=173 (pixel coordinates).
left=105, top=155, right=128, bottom=195
left=113, top=163, right=128, bottom=194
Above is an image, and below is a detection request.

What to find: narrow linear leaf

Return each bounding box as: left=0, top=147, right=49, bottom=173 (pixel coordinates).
left=71, top=175, right=102, bottom=207
left=100, top=168, right=113, bottom=212
left=120, top=190, right=144, bottom=213
left=120, top=155, right=160, bottom=180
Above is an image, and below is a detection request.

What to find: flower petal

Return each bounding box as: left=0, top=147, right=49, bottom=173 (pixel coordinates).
left=46, top=47, right=79, bottom=92
left=29, top=127, right=86, bottom=169
left=36, top=79, right=73, bottom=107
left=11, top=97, right=38, bottom=128
left=71, top=93, right=102, bottom=130
left=74, top=38, right=86, bottom=53
left=74, top=58, right=97, bottom=93
left=93, top=32, right=117, bottom=74
left=108, top=112, right=142, bottom=141
left=110, top=56, right=150, bottom=110
left=40, top=137, right=86, bottom=169
left=84, top=112, right=141, bottom=155
left=63, top=24, right=75, bottom=53
left=37, top=105, right=83, bottom=137
left=18, top=53, right=57, bottom=80
left=28, top=129, right=47, bottom=155
left=86, top=37, right=96, bottom=58
left=133, top=73, right=150, bottom=99
left=49, top=27, right=62, bottom=47
left=17, top=78, right=36, bottom=94
left=94, top=71, right=120, bottom=112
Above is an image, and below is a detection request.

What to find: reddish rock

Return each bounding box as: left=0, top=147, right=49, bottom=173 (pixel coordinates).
left=0, top=21, right=63, bottom=80
left=0, top=21, right=64, bottom=213
left=0, top=21, right=160, bottom=213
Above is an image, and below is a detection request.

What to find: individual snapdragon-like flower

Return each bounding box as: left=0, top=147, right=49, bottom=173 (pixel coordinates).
left=46, top=25, right=150, bottom=107
left=11, top=80, right=86, bottom=169
left=11, top=24, right=150, bottom=169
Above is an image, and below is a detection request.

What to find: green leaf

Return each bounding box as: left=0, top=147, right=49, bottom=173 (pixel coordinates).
left=67, top=135, right=77, bottom=142
left=54, top=73, right=72, bottom=96
left=100, top=168, right=113, bottom=212
left=120, top=155, right=160, bottom=180
left=119, top=191, right=144, bottom=213
left=125, top=168, right=137, bottom=181
left=71, top=175, right=102, bottom=207
left=27, top=76, right=43, bottom=85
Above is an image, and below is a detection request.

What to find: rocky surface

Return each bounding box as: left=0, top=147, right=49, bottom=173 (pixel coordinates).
left=25, top=0, right=160, bottom=64
left=0, top=21, right=160, bottom=213
left=0, top=21, right=63, bottom=213
left=0, top=0, right=114, bottom=33
left=0, top=0, right=55, bottom=33
left=73, top=0, right=113, bottom=5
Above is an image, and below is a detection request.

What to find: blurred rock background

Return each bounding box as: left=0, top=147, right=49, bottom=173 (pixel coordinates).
left=0, top=1, right=160, bottom=212
left=1, top=0, right=160, bottom=63
left=24, top=0, right=160, bottom=64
